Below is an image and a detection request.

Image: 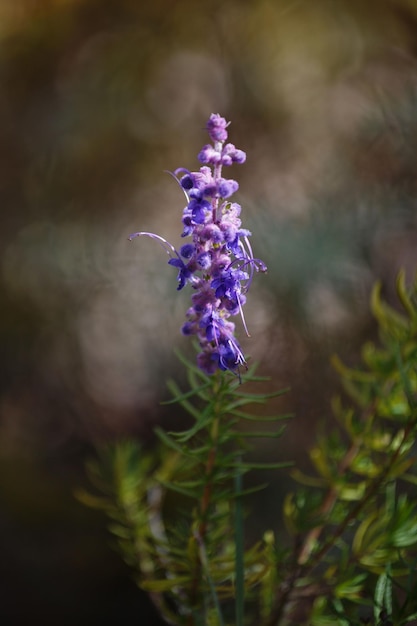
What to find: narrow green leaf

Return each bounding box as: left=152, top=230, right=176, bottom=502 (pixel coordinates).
left=394, top=343, right=416, bottom=411
left=330, top=598, right=350, bottom=626
left=371, top=280, right=409, bottom=333
left=173, top=348, right=211, bottom=379
left=182, top=400, right=209, bottom=421
left=231, top=461, right=293, bottom=470
left=232, top=388, right=289, bottom=401
left=396, top=270, right=415, bottom=318
left=108, top=523, right=132, bottom=539
left=232, top=483, right=268, bottom=497
left=161, top=381, right=211, bottom=405
left=231, top=427, right=286, bottom=439
left=225, top=398, right=270, bottom=411
left=140, top=576, right=191, bottom=592
left=402, top=611, right=417, bottom=620
left=290, top=469, right=328, bottom=488
left=74, top=488, right=110, bottom=510
left=158, top=479, right=199, bottom=499
left=331, top=354, right=375, bottom=382
left=374, top=567, right=392, bottom=622
left=188, top=369, right=211, bottom=401
left=154, top=427, right=186, bottom=455
left=401, top=473, right=417, bottom=485
left=230, top=410, right=293, bottom=422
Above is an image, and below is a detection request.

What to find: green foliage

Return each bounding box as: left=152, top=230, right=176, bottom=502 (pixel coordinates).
left=79, top=360, right=289, bottom=625
left=80, top=271, right=417, bottom=625
left=283, top=271, right=417, bottom=625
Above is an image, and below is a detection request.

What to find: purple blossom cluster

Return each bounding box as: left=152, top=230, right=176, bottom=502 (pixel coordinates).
left=130, top=114, right=266, bottom=376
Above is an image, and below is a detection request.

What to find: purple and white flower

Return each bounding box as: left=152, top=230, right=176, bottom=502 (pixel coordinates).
left=130, top=114, right=266, bottom=377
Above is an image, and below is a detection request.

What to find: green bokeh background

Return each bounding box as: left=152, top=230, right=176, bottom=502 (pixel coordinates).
left=2, top=0, right=417, bottom=623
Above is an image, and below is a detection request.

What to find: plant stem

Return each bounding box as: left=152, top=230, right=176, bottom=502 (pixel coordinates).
left=235, top=454, right=245, bottom=626
left=187, top=375, right=223, bottom=624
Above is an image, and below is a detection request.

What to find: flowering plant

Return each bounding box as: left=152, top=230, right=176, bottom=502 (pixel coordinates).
left=79, top=117, right=417, bottom=626
left=129, top=113, right=266, bottom=377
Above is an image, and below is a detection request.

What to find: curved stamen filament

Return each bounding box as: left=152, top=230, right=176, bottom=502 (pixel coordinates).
left=237, top=292, right=250, bottom=337
left=229, top=253, right=267, bottom=294
left=166, top=169, right=191, bottom=203
left=129, top=231, right=180, bottom=259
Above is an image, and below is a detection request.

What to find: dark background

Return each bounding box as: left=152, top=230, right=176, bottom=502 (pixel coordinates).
left=2, top=0, right=417, bottom=623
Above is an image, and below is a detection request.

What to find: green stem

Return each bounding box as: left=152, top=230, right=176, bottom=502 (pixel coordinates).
left=188, top=373, right=224, bottom=624
left=235, top=453, right=245, bottom=626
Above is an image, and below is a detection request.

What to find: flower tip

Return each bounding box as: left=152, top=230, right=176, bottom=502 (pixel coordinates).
left=206, top=113, right=229, bottom=142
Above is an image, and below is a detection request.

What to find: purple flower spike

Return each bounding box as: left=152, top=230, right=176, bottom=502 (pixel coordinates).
left=130, top=115, right=266, bottom=378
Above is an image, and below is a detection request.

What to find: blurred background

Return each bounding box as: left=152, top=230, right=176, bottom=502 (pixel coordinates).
left=2, top=0, right=417, bottom=623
